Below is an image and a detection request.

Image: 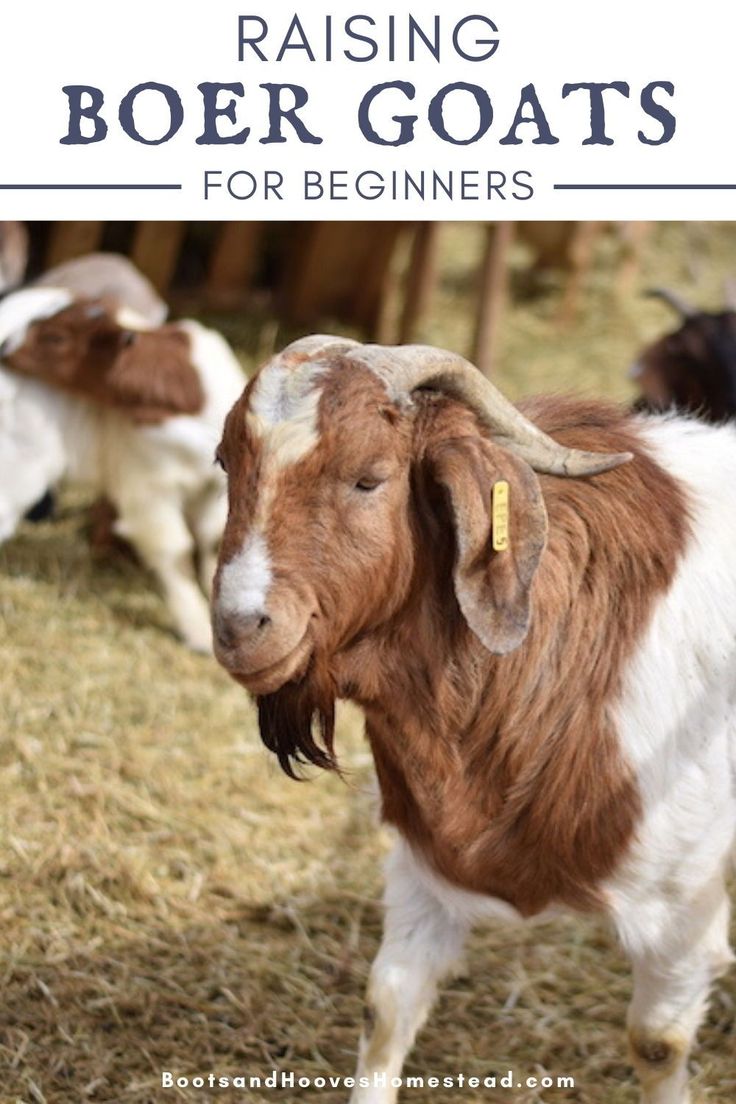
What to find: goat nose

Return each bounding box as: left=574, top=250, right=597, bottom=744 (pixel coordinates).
left=213, top=609, right=271, bottom=651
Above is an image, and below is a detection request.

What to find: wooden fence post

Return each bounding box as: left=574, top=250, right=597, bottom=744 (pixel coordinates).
left=45, top=222, right=104, bottom=268
left=473, top=222, right=515, bottom=378
left=130, top=222, right=186, bottom=295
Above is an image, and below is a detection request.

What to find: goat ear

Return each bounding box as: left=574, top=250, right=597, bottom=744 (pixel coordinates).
left=427, top=436, right=548, bottom=655
left=106, top=327, right=204, bottom=421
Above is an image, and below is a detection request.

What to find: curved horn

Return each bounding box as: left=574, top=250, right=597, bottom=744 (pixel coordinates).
left=645, top=287, right=698, bottom=318
left=348, top=344, right=632, bottom=478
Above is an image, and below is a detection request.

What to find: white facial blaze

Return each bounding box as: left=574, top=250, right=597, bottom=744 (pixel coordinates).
left=233, top=343, right=346, bottom=580
left=218, top=533, right=273, bottom=619
left=248, top=359, right=325, bottom=469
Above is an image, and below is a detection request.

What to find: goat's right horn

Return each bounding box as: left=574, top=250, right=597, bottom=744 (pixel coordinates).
left=645, top=287, right=698, bottom=318
left=349, top=344, right=633, bottom=478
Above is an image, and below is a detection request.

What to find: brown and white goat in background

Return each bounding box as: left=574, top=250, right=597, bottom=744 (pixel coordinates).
left=0, top=288, right=244, bottom=652
left=212, top=335, right=736, bottom=1104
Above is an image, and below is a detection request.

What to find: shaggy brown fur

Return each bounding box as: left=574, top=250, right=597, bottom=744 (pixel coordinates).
left=3, top=300, right=204, bottom=424
left=360, top=397, right=689, bottom=914
left=216, top=369, right=691, bottom=916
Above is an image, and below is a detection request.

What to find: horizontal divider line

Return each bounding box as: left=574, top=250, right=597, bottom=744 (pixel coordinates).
left=554, top=183, right=736, bottom=191
left=0, top=183, right=182, bottom=190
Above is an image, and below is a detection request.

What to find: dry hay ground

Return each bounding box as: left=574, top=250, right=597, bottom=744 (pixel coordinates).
left=1, top=223, right=736, bottom=1104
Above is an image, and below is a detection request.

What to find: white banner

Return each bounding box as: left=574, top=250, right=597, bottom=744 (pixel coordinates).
left=1, top=0, right=734, bottom=219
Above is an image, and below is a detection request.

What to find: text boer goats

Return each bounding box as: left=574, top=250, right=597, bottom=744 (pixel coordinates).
left=212, top=337, right=736, bottom=1104
left=61, top=81, right=675, bottom=147
left=58, top=12, right=676, bottom=149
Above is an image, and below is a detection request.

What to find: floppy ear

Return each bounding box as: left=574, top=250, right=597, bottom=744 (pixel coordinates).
left=106, top=326, right=205, bottom=422
left=426, top=435, right=548, bottom=654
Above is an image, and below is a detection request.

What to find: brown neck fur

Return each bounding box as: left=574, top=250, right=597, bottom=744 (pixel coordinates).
left=335, top=397, right=690, bottom=916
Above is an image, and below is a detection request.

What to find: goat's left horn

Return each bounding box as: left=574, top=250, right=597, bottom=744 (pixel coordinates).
left=350, top=344, right=632, bottom=478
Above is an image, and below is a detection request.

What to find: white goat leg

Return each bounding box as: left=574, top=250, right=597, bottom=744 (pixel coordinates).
left=350, top=845, right=470, bottom=1104
left=622, top=879, right=733, bottom=1104
left=115, top=496, right=213, bottom=654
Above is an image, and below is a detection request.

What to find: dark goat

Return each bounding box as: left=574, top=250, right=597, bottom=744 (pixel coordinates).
left=633, top=288, right=736, bottom=422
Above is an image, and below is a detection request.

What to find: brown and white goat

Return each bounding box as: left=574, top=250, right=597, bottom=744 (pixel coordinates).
left=25, top=251, right=169, bottom=526
left=0, top=288, right=244, bottom=651
left=212, top=336, right=736, bottom=1104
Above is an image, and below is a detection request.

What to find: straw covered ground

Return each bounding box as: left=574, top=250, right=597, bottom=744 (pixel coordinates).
left=1, top=222, right=735, bottom=1104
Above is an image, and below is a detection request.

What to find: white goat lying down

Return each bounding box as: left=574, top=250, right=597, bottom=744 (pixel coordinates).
left=21, top=251, right=169, bottom=524
left=0, top=287, right=244, bottom=652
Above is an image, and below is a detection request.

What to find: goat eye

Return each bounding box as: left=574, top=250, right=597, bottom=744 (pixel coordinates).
left=90, top=330, right=120, bottom=350
left=355, top=477, right=383, bottom=492
left=39, top=330, right=64, bottom=347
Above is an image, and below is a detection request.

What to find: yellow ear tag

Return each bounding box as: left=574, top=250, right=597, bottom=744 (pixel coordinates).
left=492, top=480, right=510, bottom=552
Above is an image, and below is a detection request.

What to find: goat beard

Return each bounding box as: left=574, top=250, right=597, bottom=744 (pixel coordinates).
left=256, top=652, right=338, bottom=779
